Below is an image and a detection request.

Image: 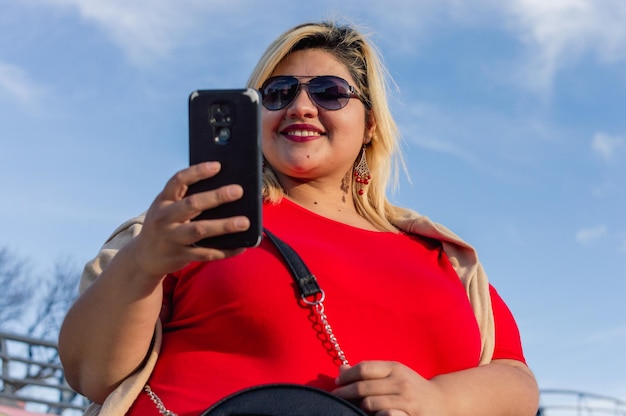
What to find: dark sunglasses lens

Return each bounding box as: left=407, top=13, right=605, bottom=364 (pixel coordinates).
left=309, top=77, right=351, bottom=110
left=262, top=77, right=298, bottom=110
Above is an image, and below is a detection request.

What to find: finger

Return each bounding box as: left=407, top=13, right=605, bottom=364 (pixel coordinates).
left=334, top=379, right=394, bottom=401
left=366, top=394, right=417, bottom=416
left=175, top=216, right=250, bottom=246
left=339, top=387, right=409, bottom=416
left=165, top=184, right=244, bottom=224
left=361, top=393, right=402, bottom=413
left=336, top=361, right=393, bottom=385
left=373, top=407, right=409, bottom=416
left=187, top=246, right=247, bottom=263
left=159, top=162, right=221, bottom=202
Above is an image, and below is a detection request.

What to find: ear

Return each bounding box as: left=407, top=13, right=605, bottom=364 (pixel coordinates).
left=364, top=110, right=376, bottom=145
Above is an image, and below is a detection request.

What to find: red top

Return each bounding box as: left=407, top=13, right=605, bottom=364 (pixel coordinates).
left=128, top=199, right=525, bottom=415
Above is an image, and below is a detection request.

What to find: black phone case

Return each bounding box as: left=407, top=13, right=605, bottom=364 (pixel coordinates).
left=187, top=89, right=262, bottom=248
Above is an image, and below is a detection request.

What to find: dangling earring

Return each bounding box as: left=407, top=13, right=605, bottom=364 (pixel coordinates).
left=354, top=145, right=371, bottom=196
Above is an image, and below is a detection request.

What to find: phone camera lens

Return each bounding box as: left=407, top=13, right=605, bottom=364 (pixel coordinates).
left=215, top=127, right=230, bottom=145
left=210, top=103, right=234, bottom=127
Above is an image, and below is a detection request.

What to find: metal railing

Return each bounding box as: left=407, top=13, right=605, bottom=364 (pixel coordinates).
left=538, top=389, right=626, bottom=415
left=3, top=330, right=626, bottom=416
left=0, top=330, right=88, bottom=414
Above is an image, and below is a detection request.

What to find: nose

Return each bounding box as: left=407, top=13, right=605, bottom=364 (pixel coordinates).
left=286, top=84, right=318, bottom=117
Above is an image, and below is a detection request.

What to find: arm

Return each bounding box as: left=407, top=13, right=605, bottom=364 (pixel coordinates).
left=333, top=359, right=539, bottom=416
left=333, top=283, right=538, bottom=416
left=58, top=162, right=251, bottom=404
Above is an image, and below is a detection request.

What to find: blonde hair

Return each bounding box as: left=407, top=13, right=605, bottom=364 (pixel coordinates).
left=247, top=21, right=405, bottom=232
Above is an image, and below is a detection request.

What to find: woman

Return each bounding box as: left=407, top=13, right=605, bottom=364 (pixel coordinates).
left=59, top=21, right=539, bottom=416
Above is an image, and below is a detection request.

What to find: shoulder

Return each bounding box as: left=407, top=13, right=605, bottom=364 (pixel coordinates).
left=392, top=206, right=495, bottom=363
left=79, top=214, right=146, bottom=293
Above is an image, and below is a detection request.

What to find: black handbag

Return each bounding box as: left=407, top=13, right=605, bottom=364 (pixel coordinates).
left=201, top=383, right=366, bottom=416
left=201, top=229, right=365, bottom=416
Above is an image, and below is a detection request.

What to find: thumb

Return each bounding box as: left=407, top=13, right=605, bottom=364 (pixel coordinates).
left=335, top=364, right=352, bottom=385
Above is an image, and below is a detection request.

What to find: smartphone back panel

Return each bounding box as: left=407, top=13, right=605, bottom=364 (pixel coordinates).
left=187, top=89, right=262, bottom=248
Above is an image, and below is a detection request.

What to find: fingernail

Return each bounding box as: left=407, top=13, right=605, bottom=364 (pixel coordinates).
left=235, top=217, right=250, bottom=229
left=228, top=185, right=243, bottom=198
left=206, top=161, right=220, bottom=170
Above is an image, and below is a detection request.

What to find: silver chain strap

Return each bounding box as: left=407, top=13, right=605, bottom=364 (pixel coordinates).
left=303, top=289, right=349, bottom=366
left=145, top=293, right=348, bottom=415
left=144, top=385, right=177, bottom=416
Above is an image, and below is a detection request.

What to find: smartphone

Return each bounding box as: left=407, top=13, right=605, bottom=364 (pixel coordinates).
left=186, top=88, right=262, bottom=249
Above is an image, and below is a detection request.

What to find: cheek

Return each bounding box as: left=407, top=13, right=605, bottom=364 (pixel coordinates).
left=261, top=110, right=281, bottom=139
left=331, top=110, right=366, bottom=139
left=261, top=111, right=281, bottom=158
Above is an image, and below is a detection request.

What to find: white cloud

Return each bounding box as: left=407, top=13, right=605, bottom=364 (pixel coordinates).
left=32, top=0, right=626, bottom=90
left=38, top=0, right=227, bottom=64
left=0, top=62, right=43, bottom=106
left=359, top=0, right=626, bottom=95
left=575, top=225, right=607, bottom=245
left=503, top=0, right=626, bottom=92
left=592, top=132, right=624, bottom=162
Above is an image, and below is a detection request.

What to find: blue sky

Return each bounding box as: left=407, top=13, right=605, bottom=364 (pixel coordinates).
left=1, top=0, right=625, bottom=403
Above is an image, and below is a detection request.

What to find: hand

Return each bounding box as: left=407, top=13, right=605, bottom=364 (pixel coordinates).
left=131, top=161, right=251, bottom=278
left=333, top=361, right=445, bottom=416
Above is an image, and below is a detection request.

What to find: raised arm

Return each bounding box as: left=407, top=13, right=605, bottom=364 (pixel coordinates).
left=58, top=162, right=251, bottom=403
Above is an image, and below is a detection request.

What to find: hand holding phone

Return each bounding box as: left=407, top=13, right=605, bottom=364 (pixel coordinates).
left=186, top=89, right=262, bottom=249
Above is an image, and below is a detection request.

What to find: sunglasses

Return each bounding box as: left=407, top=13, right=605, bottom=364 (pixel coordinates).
left=260, top=75, right=365, bottom=111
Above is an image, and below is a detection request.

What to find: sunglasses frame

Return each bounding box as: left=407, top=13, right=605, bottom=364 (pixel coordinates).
left=260, top=75, right=365, bottom=111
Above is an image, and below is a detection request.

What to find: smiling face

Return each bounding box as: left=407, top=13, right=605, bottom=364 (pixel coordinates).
left=261, top=48, right=373, bottom=189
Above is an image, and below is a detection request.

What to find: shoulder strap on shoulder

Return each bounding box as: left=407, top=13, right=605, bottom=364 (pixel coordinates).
left=263, top=228, right=322, bottom=298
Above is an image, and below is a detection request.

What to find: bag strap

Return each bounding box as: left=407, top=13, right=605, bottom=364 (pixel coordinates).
left=145, top=228, right=349, bottom=416
left=263, top=228, right=348, bottom=366
left=263, top=228, right=322, bottom=298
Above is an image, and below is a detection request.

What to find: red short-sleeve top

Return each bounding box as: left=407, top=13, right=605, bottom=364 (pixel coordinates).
left=128, top=198, right=526, bottom=415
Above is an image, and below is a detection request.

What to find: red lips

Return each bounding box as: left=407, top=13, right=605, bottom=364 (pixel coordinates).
left=280, top=124, right=325, bottom=142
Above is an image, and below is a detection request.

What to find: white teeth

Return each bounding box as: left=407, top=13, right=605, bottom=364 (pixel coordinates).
left=287, top=130, right=319, bottom=137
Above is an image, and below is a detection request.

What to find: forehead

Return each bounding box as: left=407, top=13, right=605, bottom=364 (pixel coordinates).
left=271, top=49, right=355, bottom=84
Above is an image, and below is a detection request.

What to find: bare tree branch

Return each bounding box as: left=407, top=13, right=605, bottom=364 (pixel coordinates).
left=26, top=257, right=80, bottom=341
left=0, top=247, right=36, bottom=329
left=0, top=247, right=85, bottom=412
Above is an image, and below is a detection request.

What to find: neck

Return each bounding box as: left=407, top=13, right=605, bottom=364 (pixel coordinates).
left=279, top=177, right=379, bottom=231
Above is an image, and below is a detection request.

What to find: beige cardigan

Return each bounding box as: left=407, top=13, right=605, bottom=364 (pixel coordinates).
left=79, top=208, right=495, bottom=415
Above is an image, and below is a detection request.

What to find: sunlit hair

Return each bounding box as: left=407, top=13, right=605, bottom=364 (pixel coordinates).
left=247, top=21, right=406, bottom=232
